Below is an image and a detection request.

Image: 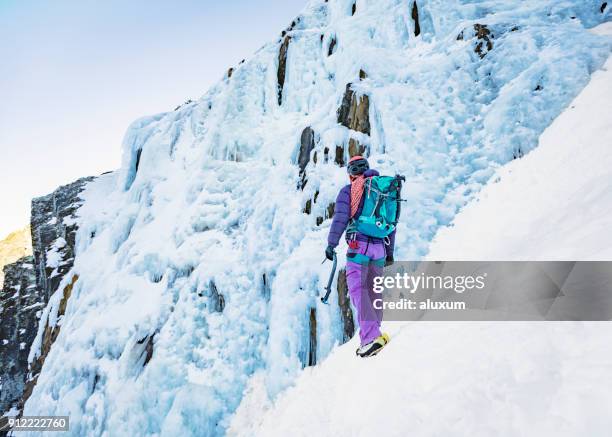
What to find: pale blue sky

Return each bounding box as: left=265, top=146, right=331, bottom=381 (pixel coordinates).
left=0, top=0, right=306, bottom=238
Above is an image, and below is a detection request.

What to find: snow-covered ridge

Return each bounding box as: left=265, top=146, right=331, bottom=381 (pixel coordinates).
left=23, top=0, right=611, bottom=435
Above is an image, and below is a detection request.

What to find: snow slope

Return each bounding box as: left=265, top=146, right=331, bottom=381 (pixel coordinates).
left=233, top=34, right=612, bottom=436
left=237, top=322, right=612, bottom=437
left=428, top=50, right=612, bottom=260
left=22, top=1, right=611, bottom=436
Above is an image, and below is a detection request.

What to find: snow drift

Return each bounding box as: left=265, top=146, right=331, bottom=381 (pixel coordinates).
left=21, top=1, right=611, bottom=436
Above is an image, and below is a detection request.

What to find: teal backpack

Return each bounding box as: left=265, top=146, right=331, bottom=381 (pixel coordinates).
left=350, top=175, right=405, bottom=238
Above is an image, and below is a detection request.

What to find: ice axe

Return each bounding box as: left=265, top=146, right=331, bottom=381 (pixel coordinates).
left=321, top=251, right=337, bottom=304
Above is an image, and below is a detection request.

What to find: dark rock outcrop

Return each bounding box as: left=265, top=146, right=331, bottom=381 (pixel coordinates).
left=474, top=24, right=493, bottom=58
left=316, top=203, right=335, bottom=226
left=303, top=198, right=313, bottom=215
left=209, top=280, right=225, bottom=313
left=308, top=307, right=317, bottom=366
left=134, top=148, right=143, bottom=175
left=458, top=24, right=494, bottom=58
left=513, top=147, right=524, bottom=160
left=31, top=177, right=93, bottom=303
left=298, top=127, right=316, bottom=189
left=335, top=138, right=368, bottom=167
left=277, top=36, right=291, bottom=105
left=337, top=84, right=371, bottom=135
left=261, top=273, right=271, bottom=301
left=328, top=36, right=337, bottom=56
left=127, top=332, right=155, bottom=373
left=335, top=80, right=372, bottom=166
left=303, top=191, right=319, bottom=215
left=0, top=257, right=37, bottom=416
left=336, top=268, right=355, bottom=343
left=200, top=280, right=225, bottom=313
left=335, top=145, right=345, bottom=166
left=412, top=1, right=421, bottom=37
left=173, top=99, right=194, bottom=111
left=326, top=202, right=335, bottom=220
left=348, top=138, right=368, bottom=158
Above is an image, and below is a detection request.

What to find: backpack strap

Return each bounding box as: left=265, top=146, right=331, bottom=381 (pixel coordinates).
left=392, top=175, right=406, bottom=226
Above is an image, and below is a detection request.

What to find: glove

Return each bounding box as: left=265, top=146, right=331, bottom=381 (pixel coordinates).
left=385, top=255, right=394, bottom=267
left=325, top=245, right=336, bottom=261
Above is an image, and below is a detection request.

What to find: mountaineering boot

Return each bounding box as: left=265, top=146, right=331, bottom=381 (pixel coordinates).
left=356, top=333, right=390, bottom=357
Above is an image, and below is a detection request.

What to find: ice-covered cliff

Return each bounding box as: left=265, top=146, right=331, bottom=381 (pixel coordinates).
left=18, top=0, right=611, bottom=435
left=1, top=178, right=92, bottom=423
left=428, top=40, right=612, bottom=261
left=231, top=36, right=612, bottom=436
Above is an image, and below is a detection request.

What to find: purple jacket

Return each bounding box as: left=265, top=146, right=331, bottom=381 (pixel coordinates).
left=327, top=169, right=396, bottom=258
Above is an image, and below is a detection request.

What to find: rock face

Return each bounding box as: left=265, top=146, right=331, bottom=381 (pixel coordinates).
left=308, top=307, right=317, bottom=366
left=298, top=127, right=316, bottom=175
left=207, top=280, right=226, bottom=313
left=412, top=1, right=421, bottom=37
left=0, top=177, right=92, bottom=418
left=348, top=137, right=367, bottom=158
left=337, top=84, right=371, bottom=135
left=315, top=202, right=335, bottom=227
left=0, top=256, right=37, bottom=416
left=473, top=24, right=493, bottom=58
left=23, top=275, right=78, bottom=411
left=336, top=83, right=372, bottom=165
left=336, top=269, right=355, bottom=343
left=298, top=127, right=316, bottom=189
left=30, top=177, right=93, bottom=302
left=277, top=36, right=291, bottom=105
left=0, top=227, right=32, bottom=289
left=327, top=36, right=337, bottom=56
left=457, top=24, right=494, bottom=58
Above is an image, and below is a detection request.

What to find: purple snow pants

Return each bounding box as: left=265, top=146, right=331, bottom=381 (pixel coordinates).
left=346, top=238, right=385, bottom=346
